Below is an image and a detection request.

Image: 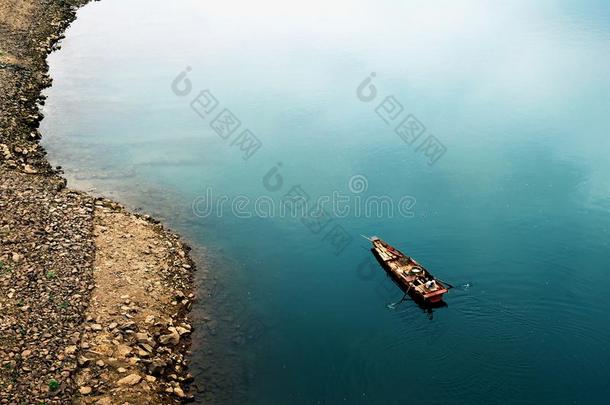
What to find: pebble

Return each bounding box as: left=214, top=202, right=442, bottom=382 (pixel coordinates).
left=159, top=328, right=180, bottom=346
left=173, top=387, right=186, bottom=398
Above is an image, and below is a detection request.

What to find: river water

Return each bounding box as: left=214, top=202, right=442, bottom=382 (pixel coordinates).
left=41, top=1, right=610, bottom=404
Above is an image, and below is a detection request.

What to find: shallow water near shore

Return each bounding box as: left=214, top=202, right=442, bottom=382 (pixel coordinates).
left=41, top=0, right=610, bottom=403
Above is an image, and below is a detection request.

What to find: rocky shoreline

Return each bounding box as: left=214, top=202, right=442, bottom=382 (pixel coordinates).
left=0, top=1, right=196, bottom=403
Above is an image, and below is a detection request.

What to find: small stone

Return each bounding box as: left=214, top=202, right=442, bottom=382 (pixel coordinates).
left=117, top=367, right=127, bottom=373
left=119, top=321, right=136, bottom=330
left=115, top=344, right=132, bottom=358
left=79, top=386, right=92, bottom=395
left=96, top=397, right=113, bottom=405
left=91, top=324, right=103, bottom=331
left=23, top=164, right=38, bottom=174
left=159, top=328, right=180, bottom=346
left=65, top=345, right=77, bottom=355
left=173, top=387, right=185, bottom=398
left=140, top=343, right=153, bottom=353
left=117, top=373, right=141, bottom=386
left=135, top=332, right=152, bottom=343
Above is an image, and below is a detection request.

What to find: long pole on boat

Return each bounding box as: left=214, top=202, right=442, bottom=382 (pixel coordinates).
left=436, top=278, right=455, bottom=290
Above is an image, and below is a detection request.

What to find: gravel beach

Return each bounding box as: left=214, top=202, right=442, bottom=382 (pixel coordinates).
left=0, top=1, right=196, bottom=403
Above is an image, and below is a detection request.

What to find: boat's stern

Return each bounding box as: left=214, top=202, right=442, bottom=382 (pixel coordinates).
left=423, top=288, right=448, bottom=303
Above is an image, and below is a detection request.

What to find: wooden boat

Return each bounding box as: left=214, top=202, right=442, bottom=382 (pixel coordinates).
left=369, top=236, right=448, bottom=304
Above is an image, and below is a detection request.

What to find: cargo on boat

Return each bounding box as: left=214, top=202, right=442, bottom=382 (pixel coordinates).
left=368, top=236, right=449, bottom=304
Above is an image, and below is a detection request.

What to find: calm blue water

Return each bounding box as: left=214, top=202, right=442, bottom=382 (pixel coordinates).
left=41, top=1, right=610, bottom=404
